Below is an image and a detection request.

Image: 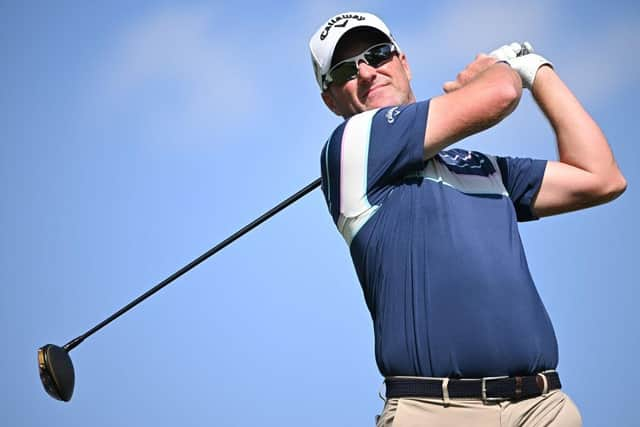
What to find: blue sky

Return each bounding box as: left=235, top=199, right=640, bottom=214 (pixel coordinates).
left=2, top=1, right=639, bottom=426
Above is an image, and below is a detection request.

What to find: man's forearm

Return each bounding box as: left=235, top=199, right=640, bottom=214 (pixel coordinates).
left=530, top=66, right=626, bottom=214
left=425, top=61, right=522, bottom=159
left=533, top=67, right=616, bottom=175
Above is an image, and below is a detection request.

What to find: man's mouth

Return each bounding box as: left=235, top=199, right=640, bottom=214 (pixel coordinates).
left=362, top=84, right=387, bottom=100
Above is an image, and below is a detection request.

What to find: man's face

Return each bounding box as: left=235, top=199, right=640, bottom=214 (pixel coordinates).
left=321, top=32, right=415, bottom=118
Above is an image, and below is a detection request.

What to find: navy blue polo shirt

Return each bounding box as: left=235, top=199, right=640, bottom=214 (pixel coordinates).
left=320, top=100, right=558, bottom=378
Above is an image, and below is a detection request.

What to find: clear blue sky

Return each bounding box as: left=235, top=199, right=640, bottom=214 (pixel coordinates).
left=2, top=1, right=638, bottom=426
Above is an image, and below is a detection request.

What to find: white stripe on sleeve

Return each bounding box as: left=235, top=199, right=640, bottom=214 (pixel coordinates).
left=337, top=109, right=380, bottom=245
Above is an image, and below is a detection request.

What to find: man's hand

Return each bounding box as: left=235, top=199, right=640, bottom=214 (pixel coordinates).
left=443, top=54, right=501, bottom=93
left=489, top=41, right=553, bottom=89
left=489, top=42, right=530, bottom=62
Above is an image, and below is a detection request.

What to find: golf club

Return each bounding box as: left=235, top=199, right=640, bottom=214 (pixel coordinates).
left=38, top=177, right=321, bottom=402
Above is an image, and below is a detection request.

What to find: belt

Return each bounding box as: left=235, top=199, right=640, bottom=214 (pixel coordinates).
left=385, top=371, right=561, bottom=402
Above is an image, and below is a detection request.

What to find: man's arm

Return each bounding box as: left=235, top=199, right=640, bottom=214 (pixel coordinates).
left=531, top=66, right=627, bottom=217
left=424, top=56, right=522, bottom=159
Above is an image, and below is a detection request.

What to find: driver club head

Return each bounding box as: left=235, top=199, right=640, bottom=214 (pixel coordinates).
left=38, top=344, right=75, bottom=402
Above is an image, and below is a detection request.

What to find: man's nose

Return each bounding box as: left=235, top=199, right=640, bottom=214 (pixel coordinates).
left=357, top=61, right=377, bottom=82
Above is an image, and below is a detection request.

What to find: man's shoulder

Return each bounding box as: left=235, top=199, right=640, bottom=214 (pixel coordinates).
left=320, top=100, right=432, bottom=170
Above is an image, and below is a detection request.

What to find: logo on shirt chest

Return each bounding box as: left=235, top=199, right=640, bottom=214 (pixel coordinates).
left=437, top=150, right=496, bottom=176
left=385, top=106, right=401, bottom=123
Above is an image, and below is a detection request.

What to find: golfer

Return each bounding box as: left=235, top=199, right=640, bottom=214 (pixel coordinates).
left=310, top=11, right=626, bottom=426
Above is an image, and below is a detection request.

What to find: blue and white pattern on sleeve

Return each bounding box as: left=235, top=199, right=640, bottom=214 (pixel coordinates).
left=321, top=102, right=427, bottom=245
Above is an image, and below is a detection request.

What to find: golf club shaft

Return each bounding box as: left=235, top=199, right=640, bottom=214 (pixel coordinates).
left=63, top=177, right=322, bottom=352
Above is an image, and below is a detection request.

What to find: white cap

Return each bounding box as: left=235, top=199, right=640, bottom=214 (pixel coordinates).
left=309, top=12, right=401, bottom=91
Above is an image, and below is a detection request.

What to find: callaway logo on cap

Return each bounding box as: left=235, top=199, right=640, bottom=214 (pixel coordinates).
left=309, top=12, right=402, bottom=91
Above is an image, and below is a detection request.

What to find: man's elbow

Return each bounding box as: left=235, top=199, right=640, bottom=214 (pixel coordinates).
left=590, top=170, right=627, bottom=205
left=502, top=83, right=522, bottom=117
left=604, top=171, right=627, bottom=201
left=493, top=71, right=522, bottom=121
left=479, top=63, right=523, bottom=124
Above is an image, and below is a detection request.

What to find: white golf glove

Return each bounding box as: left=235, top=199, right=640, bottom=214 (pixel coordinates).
left=490, top=42, right=529, bottom=62
left=490, top=41, right=553, bottom=90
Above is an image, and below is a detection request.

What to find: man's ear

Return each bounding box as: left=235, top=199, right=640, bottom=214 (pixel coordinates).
left=321, top=90, right=341, bottom=116
left=399, top=52, right=412, bottom=81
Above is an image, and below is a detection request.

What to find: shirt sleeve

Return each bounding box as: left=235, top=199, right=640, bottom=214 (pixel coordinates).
left=365, top=101, right=430, bottom=195
left=496, top=156, right=548, bottom=221
left=320, top=100, right=429, bottom=227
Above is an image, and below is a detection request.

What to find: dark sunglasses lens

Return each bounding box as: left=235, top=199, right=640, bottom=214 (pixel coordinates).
left=326, top=44, right=394, bottom=88
left=365, top=45, right=393, bottom=67
left=329, top=62, right=358, bottom=86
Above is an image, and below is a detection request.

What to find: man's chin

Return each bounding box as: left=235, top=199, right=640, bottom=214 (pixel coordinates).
left=347, top=95, right=401, bottom=117
left=364, top=89, right=403, bottom=110
left=366, top=97, right=399, bottom=110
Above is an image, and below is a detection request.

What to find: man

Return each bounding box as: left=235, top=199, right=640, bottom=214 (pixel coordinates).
left=310, top=11, right=626, bottom=427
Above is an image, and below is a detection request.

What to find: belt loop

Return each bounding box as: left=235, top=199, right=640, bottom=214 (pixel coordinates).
left=378, top=379, right=387, bottom=402
left=514, top=376, right=523, bottom=399
left=537, top=372, right=549, bottom=395
left=481, top=377, right=487, bottom=404
left=442, top=378, right=450, bottom=407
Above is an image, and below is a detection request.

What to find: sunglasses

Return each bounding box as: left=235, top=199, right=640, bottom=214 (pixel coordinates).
left=324, top=43, right=397, bottom=90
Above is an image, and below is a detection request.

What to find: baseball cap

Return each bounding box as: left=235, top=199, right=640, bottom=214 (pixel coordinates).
left=309, top=12, right=402, bottom=91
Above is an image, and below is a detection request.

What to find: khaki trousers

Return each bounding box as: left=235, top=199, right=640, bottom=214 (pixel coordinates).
left=376, top=390, right=582, bottom=427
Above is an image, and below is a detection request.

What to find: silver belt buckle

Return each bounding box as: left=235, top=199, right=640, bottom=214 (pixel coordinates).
left=481, top=375, right=509, bottom=403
